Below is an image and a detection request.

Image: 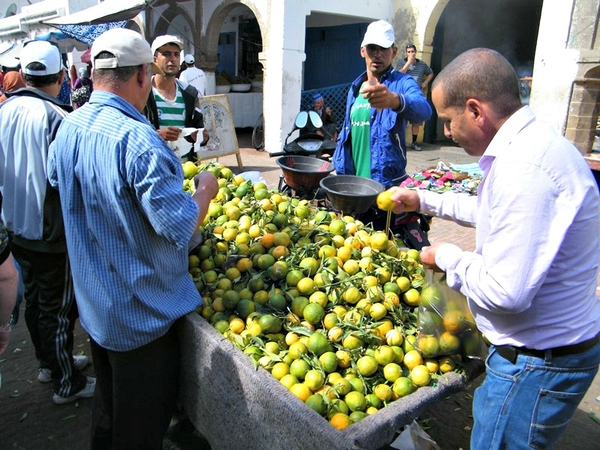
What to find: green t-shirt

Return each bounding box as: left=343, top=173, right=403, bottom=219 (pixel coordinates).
left=350, top=84, right=372, bottom=178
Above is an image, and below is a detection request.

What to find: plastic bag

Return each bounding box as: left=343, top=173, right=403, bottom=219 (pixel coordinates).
left=416, top=270, right=486, bottom=359
left=390, top=420, right=440, bottom=450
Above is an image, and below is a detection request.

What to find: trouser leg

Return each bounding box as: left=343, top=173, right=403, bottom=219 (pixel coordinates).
left=91, top=325, right=181, bottom=450
left=11, top=244, right=86, bottom=397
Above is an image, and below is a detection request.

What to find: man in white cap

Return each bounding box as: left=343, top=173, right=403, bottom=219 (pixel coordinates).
left=332, top=20, right=432, bottom=247
left=47, top=28, right=218, bottom=448
left=144, top=35, right=209, bottom=162
left=0, top=40, right=93, bottom=405
left=179, top=53, right=206, bottom=97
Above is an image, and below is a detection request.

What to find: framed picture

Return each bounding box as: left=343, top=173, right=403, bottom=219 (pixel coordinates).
left=195, top=94, right=243, bottom=169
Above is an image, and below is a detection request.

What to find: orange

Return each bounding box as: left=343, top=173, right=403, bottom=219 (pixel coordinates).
left=299, top=257, right=319, bottom=276
left=303, top=303, right=325, bottom=325
left=416, top=334, right=440, bottom=358
left=306, top=331, right=332, bottom=356
left=258, top=314, right=281, bottom=333
left=260, top=233, right=275, bottom=249
left=376, top=189, right=395, bottom=211
left=439, top=331, right=461, bottom=354
left=443, top=310, right=467, bottom=334
left=289, top=383, right=312, bottom=402
left=271, top=245, right=290, bottom=260
left=403, top=349, right=424, bottom=370
left=304, top=369, right=325, bottom=391
left=396, top=276, right=412, bottom=292
left=344, top=391, right=367, bottom=412
left=318, top=351, right=338, bottom=374
left=370, top=231, right=390, bottom=251
left=403, top=288, right=421, bottom=306
left=374, top=345, right=396, bottom=366
left=356, top=355, right=378, bottom=377
left=392, top=376, right=416, bottom=398
left=297, top=277, right=315, bottom=296
left=271, top=362, right=290, bottom=380
left=305, top=393, right=327, bottom=416
left=373, top=384, right=393, bottom=402
left=382, top=362, right=402, bottom=382
left=289, top=359, right=310, bottom=380
left=410, top=364, right=432, bottom=387
left=329, top=412, right=351, bottom=430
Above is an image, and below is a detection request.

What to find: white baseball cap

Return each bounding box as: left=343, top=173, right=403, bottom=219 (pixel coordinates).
left=92, top=28, right=162, bottom=74
left=20, top=41, right=62, bottom=76
left=184, top=54, right=194, bottom=64
left=361, top=20, right=396, bottom=48
left=151, top=35, right=184, bottom=55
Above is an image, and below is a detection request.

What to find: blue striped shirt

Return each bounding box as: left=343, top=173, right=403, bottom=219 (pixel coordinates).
left=47, top=90, right=202, bottom=351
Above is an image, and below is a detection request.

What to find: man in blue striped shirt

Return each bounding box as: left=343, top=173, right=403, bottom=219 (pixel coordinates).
left=48, top=28, right=218, bottom=449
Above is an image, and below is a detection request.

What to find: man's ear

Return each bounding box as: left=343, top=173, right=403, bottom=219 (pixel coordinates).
left=466, top=98, right=484, bottom=122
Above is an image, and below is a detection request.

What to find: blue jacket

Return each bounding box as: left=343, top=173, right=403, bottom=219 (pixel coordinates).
left=332, top=66, right=432, bottom=188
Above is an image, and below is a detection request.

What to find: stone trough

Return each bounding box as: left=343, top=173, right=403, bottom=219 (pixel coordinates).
left=178, top=313, right=483, bottom=450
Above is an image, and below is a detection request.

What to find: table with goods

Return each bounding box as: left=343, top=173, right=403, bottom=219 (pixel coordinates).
left=178, top=160, right=485, bottom=450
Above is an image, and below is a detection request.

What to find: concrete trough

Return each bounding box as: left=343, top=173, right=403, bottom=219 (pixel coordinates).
left=178, top=313, right=482, bottom=450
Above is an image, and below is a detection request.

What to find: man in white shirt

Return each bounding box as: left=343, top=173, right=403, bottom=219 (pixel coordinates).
left=389, top=48, right=600, bottom=449
left=179, top=54, right=206, bottom=97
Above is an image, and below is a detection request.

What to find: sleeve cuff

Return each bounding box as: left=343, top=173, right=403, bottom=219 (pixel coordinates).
left=394, top=94, right=406, bottom=113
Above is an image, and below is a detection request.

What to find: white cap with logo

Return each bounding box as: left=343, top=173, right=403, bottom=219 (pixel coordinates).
left=151, top=35, right=184, bottom=55
left=20, top=41, right=62, bottom=76
left=184, top=54, right=194, bottom=65
left=361, top=20, right=396, bottom=48
left=92, top=28, right=154, bottom=70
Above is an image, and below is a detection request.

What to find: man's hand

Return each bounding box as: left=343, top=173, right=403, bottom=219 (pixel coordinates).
left=201, top=129, right=209, bottom=145
left=360, top=83, right=401, bottom=110
left=419, top=243, right=445, bottom=271
left=407, top=53, right=417, bottom=66
left=158, top=126, right=182, bottom=142
left=192, top=171, right=219, bottom=226
left=386, top=187, right=421, bottom=214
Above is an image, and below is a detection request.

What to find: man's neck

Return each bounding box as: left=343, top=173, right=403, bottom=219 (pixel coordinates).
left=152, top=75, right=178, bottom=100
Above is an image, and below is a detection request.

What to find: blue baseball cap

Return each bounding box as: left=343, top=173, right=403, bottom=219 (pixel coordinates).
left=313, top=92, right=323, bottom=101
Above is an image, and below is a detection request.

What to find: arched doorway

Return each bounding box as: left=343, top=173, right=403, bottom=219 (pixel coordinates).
left=426, top=0, right=543, bottom=143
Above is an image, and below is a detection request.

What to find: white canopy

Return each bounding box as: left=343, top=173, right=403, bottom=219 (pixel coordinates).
left=43, top=0, right=150, bottom=26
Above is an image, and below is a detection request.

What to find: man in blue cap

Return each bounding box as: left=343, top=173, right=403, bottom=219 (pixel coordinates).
left=310, top=92, right=337, bottom=141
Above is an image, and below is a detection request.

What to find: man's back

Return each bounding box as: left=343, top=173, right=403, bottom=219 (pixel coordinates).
left=0, top=89, right=69, bottom=247
left=179, top=66, right=206, bottom=96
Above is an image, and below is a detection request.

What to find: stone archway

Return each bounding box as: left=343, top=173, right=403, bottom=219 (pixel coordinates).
left=153, top=5, right=195, bottom=55
left=566, top=65, right=600, bottom=154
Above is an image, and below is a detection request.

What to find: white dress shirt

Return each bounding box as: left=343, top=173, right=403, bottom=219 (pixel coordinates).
left=420, top=106, right=600, bottom=349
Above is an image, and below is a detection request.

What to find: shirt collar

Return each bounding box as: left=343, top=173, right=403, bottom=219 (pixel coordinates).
left=479, top=105, right=535, bottom=174
left=88, top=90, right=151, bottom=126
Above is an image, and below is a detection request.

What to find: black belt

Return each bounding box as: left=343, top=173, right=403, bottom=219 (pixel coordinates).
left=496, top=333, right=600, bottom=364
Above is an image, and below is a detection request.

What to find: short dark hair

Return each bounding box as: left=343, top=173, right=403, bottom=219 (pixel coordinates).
left=433, top=48, right=522, bottom=117
left=93, top=51, right=139, bottom=83
left=22, top=62, right=61, bottom=87
left=406, top=44, right=416, bottom=51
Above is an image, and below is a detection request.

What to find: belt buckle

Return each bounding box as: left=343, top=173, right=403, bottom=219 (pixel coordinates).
left=496, top=345, right=518, bottom=364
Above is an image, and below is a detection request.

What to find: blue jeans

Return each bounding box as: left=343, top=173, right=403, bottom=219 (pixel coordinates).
left=471, top=341, right=600, bottom=449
